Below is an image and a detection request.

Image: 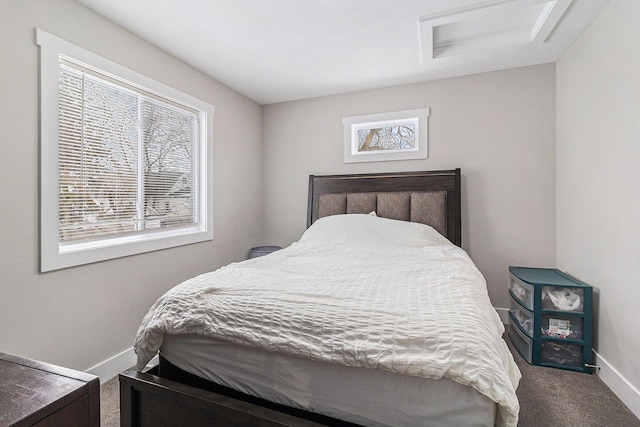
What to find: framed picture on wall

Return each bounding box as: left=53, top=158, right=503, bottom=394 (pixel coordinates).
left=343, top=108, right=430, bottom=163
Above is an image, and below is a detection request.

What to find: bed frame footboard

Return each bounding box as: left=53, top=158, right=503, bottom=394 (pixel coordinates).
left=119, top=366, right=354, bottom=427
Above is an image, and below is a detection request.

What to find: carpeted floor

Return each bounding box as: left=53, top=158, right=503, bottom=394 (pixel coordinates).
left=100, top=338, right=640, bottom=426
left=506, top=338, right=640, bottom=427
left=100, top=374, right=119, bottom=427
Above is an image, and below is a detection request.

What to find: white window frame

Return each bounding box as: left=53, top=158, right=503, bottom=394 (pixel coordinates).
left=37, top=29, right=214, bottom=272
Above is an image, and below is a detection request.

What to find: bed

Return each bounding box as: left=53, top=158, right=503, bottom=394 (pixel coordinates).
left=120, top=169, right=520, bottom=427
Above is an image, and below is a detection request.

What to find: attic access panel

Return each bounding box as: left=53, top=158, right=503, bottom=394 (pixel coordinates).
left=420, top=0, right=573, bottom=60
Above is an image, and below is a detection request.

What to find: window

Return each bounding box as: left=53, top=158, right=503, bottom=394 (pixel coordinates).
left=37, top=29, right=214, bottom=272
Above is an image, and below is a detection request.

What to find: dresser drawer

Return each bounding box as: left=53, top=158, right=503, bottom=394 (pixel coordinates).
left=509, top=298, right=533, bottom=336
left=540, top=340, right=583, bottom=367
left=509, top=273, right=534, bottom=310
left=508, top=317, right=532, bottom=363
left=541, top=313, right=583, bottom=339
left=541, top=286, right=585, bottom=312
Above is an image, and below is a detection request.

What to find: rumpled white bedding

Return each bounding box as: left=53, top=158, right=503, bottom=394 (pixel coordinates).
left=134, top=214, right=521, bottom=426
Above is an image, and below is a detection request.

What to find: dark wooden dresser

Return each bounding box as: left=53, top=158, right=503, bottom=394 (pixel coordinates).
left=0, top=353, right=100, bottom=426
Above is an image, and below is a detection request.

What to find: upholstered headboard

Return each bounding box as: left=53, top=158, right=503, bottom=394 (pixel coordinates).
left=307, top=169, right=461, bottom=246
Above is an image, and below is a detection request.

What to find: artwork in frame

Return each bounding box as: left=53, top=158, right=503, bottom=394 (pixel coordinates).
left=343, top=108, right=430, bottom=163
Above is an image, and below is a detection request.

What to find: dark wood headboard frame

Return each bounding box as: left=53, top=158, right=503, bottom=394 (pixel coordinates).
left=307, top=169, right=462, bottom=246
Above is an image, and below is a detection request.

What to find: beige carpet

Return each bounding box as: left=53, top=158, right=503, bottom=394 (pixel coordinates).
left=100, top=339, right=640, bottom=426
left=506, top=338, right=640, bottom=427
left=100, top=374, right=120, bottom=427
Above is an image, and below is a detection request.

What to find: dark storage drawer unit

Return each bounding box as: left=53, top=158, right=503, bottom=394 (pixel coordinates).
left=507, top=266, right=593, bottom=373
left=0, top=352, right=100, bottom=426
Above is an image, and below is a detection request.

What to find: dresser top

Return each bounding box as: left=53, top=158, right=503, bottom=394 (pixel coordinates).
left=509, top=266, right=591, bottom=288
left=0, top=353, right=98, bottom=426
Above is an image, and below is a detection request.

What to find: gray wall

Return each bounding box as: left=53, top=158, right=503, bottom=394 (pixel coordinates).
left=9, top=2, right=637, bottom=411
left=262, top=64, right=557, bottom=309
left=0, top=0, right=263, bottom=371
left=557, top=0, right=640, bottom=407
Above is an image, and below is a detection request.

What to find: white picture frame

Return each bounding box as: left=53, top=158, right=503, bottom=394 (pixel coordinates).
left=343, top=108, right=430, bottom=163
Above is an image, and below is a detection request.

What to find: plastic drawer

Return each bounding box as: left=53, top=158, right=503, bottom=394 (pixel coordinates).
left=540, top=340, right=583, bottom=367
left=510, top=299, right=533, bottom=336
left=509, top=273, right=534, bottom=309
left=508, top=318, right=532, bottom=363
left=541, top=313, right=583, bottom=339
left=541, top=286, right=584, bottom=312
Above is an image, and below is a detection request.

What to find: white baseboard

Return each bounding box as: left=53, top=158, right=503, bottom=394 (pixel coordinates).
left=85, top=347, right=136, bottom=384
left=593, top=350, right=640, bottom=420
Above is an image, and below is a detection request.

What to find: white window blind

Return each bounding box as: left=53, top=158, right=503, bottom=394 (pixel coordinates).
left=38, top=29, right=214, bottom=272
left=58, top=62, right=199, bottom=243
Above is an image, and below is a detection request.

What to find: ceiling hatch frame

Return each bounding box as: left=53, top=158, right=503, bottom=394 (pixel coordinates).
left=419, top=0, right=573, bottom=62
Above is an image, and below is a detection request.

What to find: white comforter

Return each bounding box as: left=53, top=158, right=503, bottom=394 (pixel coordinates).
left=135, top=214, right=520, bottom=426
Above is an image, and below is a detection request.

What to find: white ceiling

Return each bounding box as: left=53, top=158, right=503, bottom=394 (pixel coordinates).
left=75, top=0, right=610, bottom=105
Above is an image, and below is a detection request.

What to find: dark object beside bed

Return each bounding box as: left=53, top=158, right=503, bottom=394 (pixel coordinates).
left=120, top=169, right=462, bottom=426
